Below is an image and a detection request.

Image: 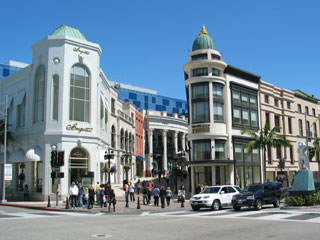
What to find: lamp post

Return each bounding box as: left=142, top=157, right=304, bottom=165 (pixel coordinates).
left=104, top=149, right=114, bottom=184
left=122, top=151, right=131, bottom=208
left=1, top=94, right=8, bottom=203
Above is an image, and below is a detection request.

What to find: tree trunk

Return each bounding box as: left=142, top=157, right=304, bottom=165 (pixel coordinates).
left=263, top=146, right=267, bottom=183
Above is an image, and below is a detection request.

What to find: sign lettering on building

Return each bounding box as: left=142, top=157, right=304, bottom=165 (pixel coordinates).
left=66, top=123, right=93, bottom=133
left=5, top=164, right=12, bottom=181
left=73, top=46, right=90, bottom=55
left=192, top=124, right=210, bottom=133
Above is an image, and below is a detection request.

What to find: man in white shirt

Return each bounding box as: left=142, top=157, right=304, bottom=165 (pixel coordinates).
left=69, top=182, right=79, bottom=209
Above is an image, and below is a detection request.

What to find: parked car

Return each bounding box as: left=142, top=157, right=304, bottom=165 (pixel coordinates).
left=190, top=185, right=241, bottom=211
left=231, top=183, right=281, bottom=211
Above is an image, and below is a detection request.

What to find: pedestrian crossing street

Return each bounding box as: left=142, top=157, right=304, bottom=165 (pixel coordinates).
left=142, top=209, right=320, bottom=223
left=0, top=210, right=99, bottom=220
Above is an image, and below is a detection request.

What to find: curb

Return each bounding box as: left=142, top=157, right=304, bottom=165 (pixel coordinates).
left=0, top=203, right=63, bottom=212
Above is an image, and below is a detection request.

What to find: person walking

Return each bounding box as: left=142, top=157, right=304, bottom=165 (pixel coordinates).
left=104, top=184, right=111, bottom=207
left=84, top=188, right=89, bottom=208
left=147, top=183, right=152, bottom=205
left=99, top=187, right=105, bottom=208
left=195, top=184, right=202, bottom=194
left=108, top=188, right=116, bottom=212
left=166, top=186, right=173, bottom=206
left=23, top=185, right=29, bottom=201
left=180, top=185, right=186, bottom=208
left=142, top=185, right=148, bottom=205
left=69, top=182, right=79, bottom=209
left=160, top=186, right=166, bottom=208
left=88, top=185, right=95, bottom=209
left=77, top=183, right=84, bottom=208
left=152, top=185, right=160, bottom=206
left=129, top=182, right=135, bottom=202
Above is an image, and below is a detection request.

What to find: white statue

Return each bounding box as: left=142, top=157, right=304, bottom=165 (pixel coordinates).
left=298, top=142, right=310, bottom=170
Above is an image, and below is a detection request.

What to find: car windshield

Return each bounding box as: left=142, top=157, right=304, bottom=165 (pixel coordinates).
left=244, top=185, right=262, bottom=193
left=201, top=187, right=220, bottom=194
left=234, top=186, right=241, bottom=192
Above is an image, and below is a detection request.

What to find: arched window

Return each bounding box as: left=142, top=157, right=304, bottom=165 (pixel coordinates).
left=52, top=75, right=59, bottom=120
left=111, top=126, right=116, bottom=148
left=69, top=64, right=90, bottom=122
left=120, top=129, right=124, bottom=149
left=125, top=131, right=129, bottom=151
left=100, top=97, right=104, bottom=129
left=34, top=65, right=45, bottom=123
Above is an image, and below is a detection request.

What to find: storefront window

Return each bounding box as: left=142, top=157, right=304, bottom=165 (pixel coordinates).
left=215, top=141, right=225, bottom=160
left=193, top=140, right=211, bottom=161
left=34, top=161, right=43, bottom=192
left=194, top=166, right=212, bottom=188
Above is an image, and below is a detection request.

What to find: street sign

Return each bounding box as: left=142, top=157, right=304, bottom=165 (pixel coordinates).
left=4, top=164, right=12, bottom=180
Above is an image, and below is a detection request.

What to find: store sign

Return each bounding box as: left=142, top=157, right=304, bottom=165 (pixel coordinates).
left=66, top=123, right=93, bottom=133
left=192, top=124, right=210, bottom=133
left=5, top=164, right=12, bottom=181
left=73, top=46, right=90, bottom=55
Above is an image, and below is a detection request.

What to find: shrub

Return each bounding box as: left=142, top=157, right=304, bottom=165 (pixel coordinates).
left=285, top=196, right=304, bottom=206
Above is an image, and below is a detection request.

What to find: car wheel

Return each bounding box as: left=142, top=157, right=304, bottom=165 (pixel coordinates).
left=254, top=199, right=262, bottom=210
left=273, top=197, right=280, bottom=208
left=233, top=206, right=241, bottom=211
left=212, top=200, right=221, bottom=211
left=192, top=206, right=200, bottom=211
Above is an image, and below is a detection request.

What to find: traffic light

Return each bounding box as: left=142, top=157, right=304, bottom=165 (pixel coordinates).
left=57, top=172, right=64, bottom=178
left=51, top=150, right=58, bottom=167
left=58, top=151, right=65, bottom=166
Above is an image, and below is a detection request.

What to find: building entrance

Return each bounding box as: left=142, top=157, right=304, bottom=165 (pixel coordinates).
left=69, top=148, right=88, bottom=183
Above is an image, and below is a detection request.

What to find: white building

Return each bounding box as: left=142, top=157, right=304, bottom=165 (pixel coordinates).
left=184, top=26, right=262, bottom=193
left=0, top=25, right=137, bottom=200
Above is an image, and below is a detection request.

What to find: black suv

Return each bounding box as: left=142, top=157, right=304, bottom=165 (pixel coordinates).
left=231, top=183, right=281, bottom=211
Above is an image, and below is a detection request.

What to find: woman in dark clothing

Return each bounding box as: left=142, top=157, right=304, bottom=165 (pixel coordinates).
left=108, top=189, right=116, bottom=212
left=88, top=185, right=95, bottom=209
left=142, top=186, right=148, bottom=205
left=160, top=186, right=166, bottom=208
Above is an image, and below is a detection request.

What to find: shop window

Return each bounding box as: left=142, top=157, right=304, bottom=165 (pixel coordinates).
left=193, top=140, right=211, bottom=161
left=52, top=75, right=59, bottom=121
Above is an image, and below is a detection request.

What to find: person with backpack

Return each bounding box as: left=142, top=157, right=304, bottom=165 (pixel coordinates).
left=152, top=185, right=160, bottom=206
left=160, top=186, right=166, bottom=208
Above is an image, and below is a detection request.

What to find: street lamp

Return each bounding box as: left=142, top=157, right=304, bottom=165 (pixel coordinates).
left=104, top=149, right=114, bottom=184
left=0, top=94, right=8, bottom=203
left=122, top=151, right=131, bottom=208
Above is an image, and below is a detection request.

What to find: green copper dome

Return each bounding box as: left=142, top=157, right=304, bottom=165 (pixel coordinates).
left=192, top=26, right=216, bottom=51
left=51, top=25, right=86, bottom=40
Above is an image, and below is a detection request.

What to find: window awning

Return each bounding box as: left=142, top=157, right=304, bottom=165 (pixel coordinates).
left=137, top=156, right=148, bottom=162
left=25, top=146, right=42, bottom=162
left=0, top=151, right=10, bottom=164
left=15, top=91, right=26, bottom=106
left=8, top=149, right=25, bottom=163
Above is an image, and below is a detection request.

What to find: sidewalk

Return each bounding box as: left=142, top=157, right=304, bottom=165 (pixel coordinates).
left=0, top=195, right=190, bottom=214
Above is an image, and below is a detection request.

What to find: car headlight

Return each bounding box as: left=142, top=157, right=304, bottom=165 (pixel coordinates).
left=203, top=196, right=209, bottom=199
left=247, top=195, right=255, bottom=200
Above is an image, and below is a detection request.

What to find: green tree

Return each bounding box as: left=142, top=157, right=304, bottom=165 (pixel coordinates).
left=313, top=133, right=320, bottom=162
left=241, top=124, right=291, bottom=183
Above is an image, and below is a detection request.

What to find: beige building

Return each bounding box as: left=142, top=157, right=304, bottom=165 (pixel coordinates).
left=260, top=81, right=320, bottom=185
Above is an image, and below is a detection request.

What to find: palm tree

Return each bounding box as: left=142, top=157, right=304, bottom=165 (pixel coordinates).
left=313, top=133, right=320, bottom=180
left=241, top=124, right=291, bottom=183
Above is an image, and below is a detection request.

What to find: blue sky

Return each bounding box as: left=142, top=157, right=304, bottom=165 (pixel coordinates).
left=1, top=0, right=320, bottom=100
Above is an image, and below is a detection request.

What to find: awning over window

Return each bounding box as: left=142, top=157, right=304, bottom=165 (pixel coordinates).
left=137, top=156, right=147, bottom=162
left=0, top=151, right=10, bottom=164
left=15, top=91, right=26, bottom=106
left=25, top=146, right=42, bottom=162
left=9, top=149, right=25, bottom=163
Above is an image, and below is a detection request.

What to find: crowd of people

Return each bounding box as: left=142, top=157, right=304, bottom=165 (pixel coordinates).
left=68, top=181, right=116, bottom=212
left=68, top=179, right=186, bottom=211
left=123, top=180, right=185, bottom=208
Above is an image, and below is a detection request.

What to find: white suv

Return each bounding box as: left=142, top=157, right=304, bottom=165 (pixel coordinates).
left=190, top=185, right=241, bottom=211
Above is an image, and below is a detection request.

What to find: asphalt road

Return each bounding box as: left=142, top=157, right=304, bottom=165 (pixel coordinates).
left=0, top=206, right=319, bottom=240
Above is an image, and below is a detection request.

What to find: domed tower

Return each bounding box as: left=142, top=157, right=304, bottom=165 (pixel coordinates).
left=183, top=26, right=230, bottom=193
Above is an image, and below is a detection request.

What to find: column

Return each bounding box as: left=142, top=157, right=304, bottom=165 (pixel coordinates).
left=148, top=129, right=153, bottom=176
left=182, top=133, right=186, bottom=151
left=174, top=131, right=178, bottom=153
left=162, top=130, right=168, bottom=171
